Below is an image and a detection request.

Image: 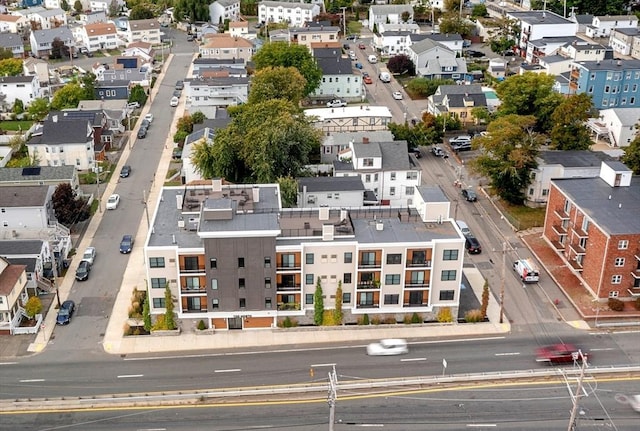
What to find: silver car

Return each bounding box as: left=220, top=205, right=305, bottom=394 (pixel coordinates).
left=81, top=247, right=96, bottom=265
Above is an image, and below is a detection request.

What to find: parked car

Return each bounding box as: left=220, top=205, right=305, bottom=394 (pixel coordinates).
left=56, top=300, right=75, bottom=325
left=355, top=62, right=363, bottom=69
left=349, top=50, right=356, bottom=60
left=187, top=34, right=195, bottom=41
left=451, top=141, right=472, bottom=152
left=358, top=43, right=366, bottom=49
left=170, top=96, right=179, bottom=107
left=172, top=148, right=183, bottom=159
left=175, top=80, right=184, bottom=90
left=367, top=339, right=409, bottom=356
left=432, top=146, right=446, bottom=157
left=172, top=90, right=182, bottom=97
left=456, top=220, right=471, bottom=235
left=137, top=127, right=147, bottom=139
left=346, top=34, right=358, bottom=41
left=140, top=119, right=150, bottom=129
left=465, top=49, right=485, bottom=58
left=120, top=235, right=134, bottom=254
left=465, top=234, right=482, bottom=254
left=106, top=194, right=120, bottom=210
left=392, top=91, right=403, bottom=100
left=410, top=147, right=421, bottom=158
left=502, top=50, right=517, bottom=56
left=449, top=135, right=472, bottom=144
left=81, top=247, right=96, bottom=265
left=463, top=39, right=471, bottom=48
left=342, top=43, right=350, bottom=50
left=536, top=344, right=588, bottom=364
left=75, top=260, right=91, bottom=281
left=327, top=99, right=347, bottom=108
left=120, top=165, right=131, bottom=178
left=363, top=75, right=373, bottom=84
left=462, top=188, right=477, bottom=202
left=144, top=113, right=154, bottom=123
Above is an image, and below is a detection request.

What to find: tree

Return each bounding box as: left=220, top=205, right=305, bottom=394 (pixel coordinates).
left=438, top=16, right=474, bottom=38
left=176, top=114, right=194, bottom=134
left=51, top=83, right=85, bottom=110
left=277, top=176, right=298, bottom=208
left=80, top=72, right=96, bottom=101
left=8, top=134, right=25, bottom=152
left=61, top=0, right=70, bottom=11
left=496, top=72, right=562, bottom=132
left=388, top=120, right=442, bottom=148
left=549, top=93, right=594, bottom=151
left=252, top=42, right=323, bottom=96
left=108, top=0, right=120, bottom=16
left=471, top=3, right=488, bottom=17
left=334, top=281, right=343, bottom=325
left=0, top=58, right=24, bottom=76
left=469, top=114, right=541, bottom=204
left=621, top=133, right=640, bottom=175
left=190, top=137, right=218, bottom=178
left=24, top=296, right=43, bottom=320
left=130, top=3, right=155, bottom=20
left=12, top=99, right=24, bottom=115
left=173, top=0, right=210, bottom=22
left=530, top=0, right=628, bottom=16
left=387, top=54, right=415, bottom=76
left=50, top=37, right=67, bottom=59
left=73, top=0, right=83, bottom=13
left=481, top=280, right=490, bottom=318
left=485, top=15, right=518, bottom=54
left=143, top=294, right=151, bottom=332
left=27, top=98, right=50, bottom=121
left=248, top=66, right=306, bottom=105
left=164, top=284, right=176, bottom=330
left=128, top=84, right=148, bottom=107
left=314, top=277, right=324, bottom=326
left=52, top=183, right=90, bottom=226
left=191, top=111, right=206, bottom=124
left=0, top=47, right=13, bottom=60
left=406, top=77, right=455, bottom=98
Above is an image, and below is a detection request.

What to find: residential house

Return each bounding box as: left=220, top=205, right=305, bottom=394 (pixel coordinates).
left=297, top=176, right=366, bottom=208
left=320, top=130, right=394, bottom=164
left=543, top=161, right=640, bottom=300
left=568, top=59, right=640, bottom=110
left=23, top=57, right=50, bottom=91
left=334, top=138, right=421, bottom=206
left=422, top=33, right=464, bottom=56
left=0, top=257, right=29, bottom=335
left=180, top=127, right=216, bottom=184
left=258, top=1, right=320, bottom=27
left=198, top=33, right=254, bottom=61
left=209, top=0, right=241, bottom=26
left=0, top=75, right=39, bottom=110
left=586, top=107, right=640, bottom=148
left=368, top=4, right=414, bottom=32
left=586, top=15, right=638, bottom=39
left=0, top=240, right=55, bottom=297
left=609, top=27, right=640, bottom=57
left=30, top=26, right=74, bottom=58
left=507, top=11, right=577, bottom=57
left=184, top=76, right=249, bottom=116
left=527, top=151, right=614, bottom=206
left=52, top=110, right=113, bottom=158
left=125, top=19, right=161, bottom=44
left=191, top=58, right=247, bottom=77
left=26, top=116, right=95, bottom=170
left=100, top=63, right=152, bottom=87
left=312, top=52, right=362, bottom=101
left=81, top=22, right=119, bottom=52
left=79, top=10, right=108, bottom=24
left=122, top=41, right=155, bottom=63
left=229, top=21, right=254, bottom=39
left=304, top=106, right=393, bottom=134
left=568, top=12, right=594, bottom=33
left=487, top=57, right=507, bottom=80
left=0, top=33, right=25, bottom=58
left=0, top=14, right=27, bottom=33
left=373, top=31, right=413, bottom=57
left=143, top=181, right=465, bottom=329
left=289, top=26, right=340, bottom=51
left=195, top=23, right=218, bottom=40
left=407, top=38, right=466, bottom=80
left=426, top=85, right=488, bottom=125
left=90, top=0, right=124, bottom=12
left=0, top=165, right=79, bottom=191
left=94, top=79, right=130, bottom=100
left=43, top=0, right=61, bottom=7
left=28, top=8, right=66, bottom=30
left=527, top=36, right=579, bottom=64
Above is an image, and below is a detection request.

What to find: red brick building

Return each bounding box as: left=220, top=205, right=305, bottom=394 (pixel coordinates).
left=543, top=161, right=640, bottom=301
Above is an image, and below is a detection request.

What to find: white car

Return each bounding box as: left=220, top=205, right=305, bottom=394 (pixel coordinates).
left=106, top=194, right=120, bottom=210
left=81, top=247, right=96, bottom=265
left=170, top=96, right=179, bottom=107
left=326, top=99, right=347, bottom=108
left=392, top=91, right=403, bottom=100
left=144, top=113, right=154, bottom=123
left=366, top=339, right=409, bottom=356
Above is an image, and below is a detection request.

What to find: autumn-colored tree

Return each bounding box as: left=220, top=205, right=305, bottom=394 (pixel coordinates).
left=50, top=83, right=85, bottom=110
left=314, top=277, right=324, bottom=326
left=481, top=280, right=490, bottom=318
left=387, top=54, right=415, bottom=76
left=248, top=66, right=306, bottom=105
left=549, top=93, right=595, bottom=151
left=0, top=58, right=24, bottom=76
left=24, top=296, right=43, bottom=320
left=334, top=281, right=343, bottom=325
left=277, top=176, right=298, bottom=208
left=52, top=183, right=90, bottom=226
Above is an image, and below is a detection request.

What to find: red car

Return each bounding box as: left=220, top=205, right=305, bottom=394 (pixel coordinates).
left=363, top=76, right=373, bottom=84
left=536, top=343, right=588, bottom=364
left=358, top=43, right=366, bottom=49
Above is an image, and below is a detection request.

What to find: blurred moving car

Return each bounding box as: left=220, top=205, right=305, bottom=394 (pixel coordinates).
left=367, top=339, right=409, bottom=356
left=392, top=91, right=403, bottom=100
left=432, top=146, right=446, bottom=157
left=120, top=235, right=134, bottom=254
left=81, top=246, right=96, bottom=265
left=326, top=99, right=347, bottom=108
left=75, top=260, right=91, bottom=281
left=106, top=194, right=120, bottom=210
left=358, top=43, right=366, bottom=49
left=56, top=300, right=75, bottom=325
left=462, top=189, right=477, bottom=202
left=355, top=62, right=363, bottom=69
left=536, top=343, right=588, bottom=364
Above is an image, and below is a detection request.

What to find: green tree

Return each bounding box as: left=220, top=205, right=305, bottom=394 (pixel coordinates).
left=469, top=114, right=541, bottom=204
left=12, top=99, right=24, bottom=115
left=621, top=133, right=640, bottom=175
left=314, top=277, right=324, bottom=326
left=176, top=114, right=194, bottom=134
left=61, top=0, right=70, bottom=11
left=190, top=137, right=218, bottom=178
left=130, top=3, right=155, bottom=20
left=438, top=16, right=474, bottom=38
left=496, top=72, right=562, bottom=132
left=8, top=134, right=25, bottom=152
left=485, top=15, right=518, bottom=54
left=481, top=280, right=490, bottom=318
left=51, top=83, right=85, bottom=110
left=387, top=54, right=415, bottom=75
left=143, top=294, right=151, bottom=331
left=27, top=98, right=50, bottom=121
left=252, top=42, right=322, bottom=96
left=81, top=72, right=96, bottom=100
left=128, top=84, right=148, bottom=106
left=0, top=47, right=14, bottom=60
left=24, top=296, right=43, bottom=320
left=173, top=130, right=189, bottom=145
left=444, top=0, right=462, bottom=12
left=549, top=93, right=594, bottom=151
left=73, top=0, right=83, bottom=13
left=406, top=78, right=455, bottom=98
left=108, top=0, right=120, bottom=16
left=471, top=3, right=488, bottom=17
left=388, top=121, right=442, bottom=148
left=164, top=285, right=176, bottom=330
left=52, top=183, right=90, bottom=226
left=191, top=111, right=206, bottom=124
left=277, top=176, right=298, bottom=208
left=248, top=66, right=306, bottom=105
left=334, top=281, right=343, bottom=325
left=0, top=58, right=24, bottom=76
left=173, top=0, right=210, bottom=22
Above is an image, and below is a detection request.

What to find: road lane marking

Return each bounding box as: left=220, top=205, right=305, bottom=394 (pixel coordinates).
left=467, top=425, right=496, bottom=428
left=117, top=374, right=143, bottom=378
left=0, top=362, right=18, bottom=365
left=214, top=369, right=241, bottom=373
left=310, top=363, right=336, bottom=367
left=495, top=352, right=520, bottom=356
left=589, top=348, right=614, bottom=351
left=400, top=357, right=427, bottom=362
left=19, top=379, right=45, bottom=383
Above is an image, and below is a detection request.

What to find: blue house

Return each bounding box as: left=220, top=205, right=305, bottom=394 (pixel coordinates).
left=94, top=80, right=130, bottom=100
left=20, top=0, right=43, bottom=6
left=569, top=59, right=640, bottom=109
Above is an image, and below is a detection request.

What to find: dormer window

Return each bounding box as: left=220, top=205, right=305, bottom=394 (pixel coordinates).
left=363, top=158, right=374, bottom=167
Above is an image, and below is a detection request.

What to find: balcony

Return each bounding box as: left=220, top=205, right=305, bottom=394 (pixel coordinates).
left=570, top=68, right=580, bottom=80
left=406, top=260, right=431, bottom=268
left=552, top=224, right=567, bottom=235
left=550, top=240, right=565, bottom=251
left=568, top=258, right=583, bottom=272
left=357, top=281, right=380, bottom=289
left=405, top=282, right=429, bottom=288
left=355, top=303, right=379, bottom=309
left=569, top=243, right=586, bottom=255
left=403, top=302, right=429, bottom=307
left=179, top=265, right=206, bottom=273
left=358, top=261, right=381, bottom=269
left=554, top=208, right=569, bottom=220
left=276, top=283, right=301, bottom=291
left=574, top=227, right=589, bottom=238
left=276, top=263, right=301, bottom=271
left=277, top=302, right=300, bottom=311
left=181, top=285, right=206, bottom=293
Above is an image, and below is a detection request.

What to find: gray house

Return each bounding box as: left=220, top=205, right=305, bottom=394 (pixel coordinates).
left=94, top=80, right=130, bottom=100
left=0, top=33, right=25, bottom=58
left=29, top=26, right=74, bottom=58
left=0, top=166, right=79, bottom=191
left=297, top=176, right=366, bottom=208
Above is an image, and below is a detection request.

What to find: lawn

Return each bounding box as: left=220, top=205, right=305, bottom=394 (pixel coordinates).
left=497, top=201, right=546, bottom=231
left=0, top=120, right=34, bottom=132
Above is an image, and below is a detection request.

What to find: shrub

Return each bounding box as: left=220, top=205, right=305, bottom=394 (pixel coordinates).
left=635, top=297, right=640, bottom=311
left=411, top=312, right=422, bottom=324
left=24, top=296, right=43, bottom=319
left=363, top=313, right=370, bottom=325
left=280, top=316, right=295, bottom=328
left=437, top=307, right=453, bottom=323
left=608, top=298, right=624, bottom=311
left=152, top=314, right=166, bottom=330
left=382, top=316, right=397, bottom=324
left=465, top=309, right=484, bottom=323
left=197, top=319, right=206, bottom=330
left=123, top=323, right=132, bottom=336
left=370, top=315, right=381, bottom=325
left=403, top=314, right=412, bottom=324
left=481, top=280, right=490, bottom=318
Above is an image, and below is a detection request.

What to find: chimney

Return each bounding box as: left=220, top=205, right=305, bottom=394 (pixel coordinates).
left=363, top=137, right=369, bottom=144
left=376, top=220, right=384, bottom=231
left=319, top=206, right=329, bottom=220
left=252, top=186, right=260, bottom=203
left=176, top=192, right=183, bottom=209
left=212, top=178, right=222, bottom=192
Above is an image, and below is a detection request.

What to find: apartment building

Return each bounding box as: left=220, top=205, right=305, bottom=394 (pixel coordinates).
left=144, top=181, right=465, bottom=330
left=507, top=11, right=577, bottom=58
left=258, top=1, right=320, bottom=27
left=543, top=161, right=640, bottom=300
left=568, top=58, right=640, bottom=109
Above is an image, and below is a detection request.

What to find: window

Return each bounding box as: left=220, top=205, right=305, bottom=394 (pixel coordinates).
left=211, top=279, right=218, bottom=290
left=618, top=240, right=628, bottom=249
left=153, top=298, right=166, bottom=308
left=359, top=292, right=374, bottom=306
left=614, top=257, right=625, bottom=267
left=239, top=278, right=245, bottom=288
left=306, top=253, right=314, bottom=264
left=361, top=252, right=376, bottom=266
left=441, top=270, right=456, bottom=281
left=363, top=158, right=374, bottom=167
left=384, top=294, right=399, bottom=304
left=185, top=277, right=200, bottom=289
left=406, top=172, right=418, bottom=180
left=212, top=298, right=219, bottom=308
left=238, top=257, right=245, bottom=268
left=542, top=189, right=548, bottom=196
left=305, top=293, right=314, bottom=304
left=306, top=274, right=314, bottom=284
left=581, top=218, right=589, bottom=232
left=389, top=187, right=396, bottom=196
left=443, top=250, right=458, bottom=260
left=609, top=291, right=619, bottom=298
left=239, top=298, right=246, bottom=308
left=386, top=254, right=401, bottom=264
left=563, top=200, right=571, bottom=214
left=343, top=273, right=352, bottom=283
left=343, top=292, right=351, bottom=304
left=439, top=290, right=455, bottom=301
left=611, top=275, right=622, bottom=284
left=390, top=172, right=396, bottom=180
left=265, top=297, right=272, bottom=309
left=264, top=257, right=271, bottom=268
left=405, top=186, right=414, bottom=195
left=344, top=252, right=352, bottom=263
left=151, top=277, right=166, bottom=288
left=184, top=256, right=199, bottom=271
left=280, top=254, right=295, bottom=268
left=265, top=277, right=271, bottom=288
left=210, top=258, right=217, bottom=269
left=149, top=257, right=165, bottom=268
left=385, top=274, right=400, bottom=284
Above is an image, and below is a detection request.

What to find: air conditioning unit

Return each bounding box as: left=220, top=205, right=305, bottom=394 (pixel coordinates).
left=307, top=195, right=316, bottom=204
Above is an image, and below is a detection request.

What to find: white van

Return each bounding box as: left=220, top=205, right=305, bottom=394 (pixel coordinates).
left=368, top=54, right=378, bottom=63
left=456, top=220, right=470, bottom=235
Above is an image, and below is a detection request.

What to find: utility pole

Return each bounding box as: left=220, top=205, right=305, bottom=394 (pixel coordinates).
left=566, top=350, right=588, bottom=431
left=143, top=189, right=150, bottom=228
left=341, top=7, right=347, bottom=38
left=499, top=241, right=506, bottom=324
left=327, top=365, right=338, bottom=431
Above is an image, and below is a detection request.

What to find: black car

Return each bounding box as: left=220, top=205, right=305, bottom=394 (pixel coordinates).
left=120, top=165, right=131, bottom=178
left=465, top=235, right=482, bottom=254
left=137, top=127, right=147, bottom=139
left=187, top=34, right=195, bottom=41
left=173, top=90, right=182, bottom=97
left=120, top=235, right=134, bottom=254
left=502, top=50, right=517, bottom=56
left=175, top=80, right=184, bottom=90
left=409, top=147, right=421, bottom=158
left=56, top=300, right=76, bottom=325
left=462, top=188, right=477, bottom=202
left=465, top=50, right=485, bottom=58
left=75, top=260, right=91, bottom=281
left=140, top=119, right=150, bottom=129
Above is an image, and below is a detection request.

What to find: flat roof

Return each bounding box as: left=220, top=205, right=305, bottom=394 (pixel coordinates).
left=305, top=106, right=392, bottom=120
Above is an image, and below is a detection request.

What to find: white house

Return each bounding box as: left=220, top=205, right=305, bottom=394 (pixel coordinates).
left=368, top=4, right=414, bottom=32
left=29, top=8, right=67, bottom=30
left=0, top=240, right=53, bottom=297
left=0, top=256, right=29, bottom=335
left=0, top=186, right=57, bottom=234
left=609, top=27, right=640, bottom=57
left=23, top=57, right=50, bottom=93
left=122, top=41, right=155, bottom=62
left=507, top=11, right=577, bottom=57
left=407, top=39, right=467, bottom=80
left=125, top=19, right=161, bottom=44
left=81, top=22, right=119, bottom=52
left=0, top=14, right=26, bottom=33
left=586, top=15, right=638, bottom=39
left=78, top=10, right=108, bottom=24
left=320, top=130, right=394, bottom=164
left=258, top=1, right=320, bottom=27
left=588, top=107, right=640, bottom=148
left=0, top=75, right=39, bottom=110
left=373, top=31, right=412, bottom=57
left=209, top=0, right=241, bottom=26
left=312, top=50, right=362, bottom=100
left=90, top=0, right=125, bottom=12
left=181, top=127, right=216, bottom=184
left=297, top=176, right=366, bottom=208
left=26, top=116, right=95, bottom=170
left=184, top=76, right=249, bottom=117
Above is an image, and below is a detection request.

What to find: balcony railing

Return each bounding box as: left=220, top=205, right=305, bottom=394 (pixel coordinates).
left=355, top=303, right=379, bottom=309
left=276, top=284, right=301, bottom=291
left=406, top=260, right=431, bottom=267
left=403, top=302, right=429, bottom=307
left=405, top=282, right=429, bottom=288
left=358, top=261, right=381, bottom=269
left=554, top=208, right=570, bottom=220
left=276, top=264, right=301, bottom=271
left=181, top=286, right=206, bottom=293
left=277, top=302, right=300, bottom=311
left=552, top=224, right=567, bottom=235
left=569, top=243, right=586, bottom=255
left=179, top=266, right=206, bottom=273
left=357, top=281, right=380, bottom=289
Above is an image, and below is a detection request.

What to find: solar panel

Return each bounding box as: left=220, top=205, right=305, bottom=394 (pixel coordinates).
left=22, top=167, right=41, bottom=176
